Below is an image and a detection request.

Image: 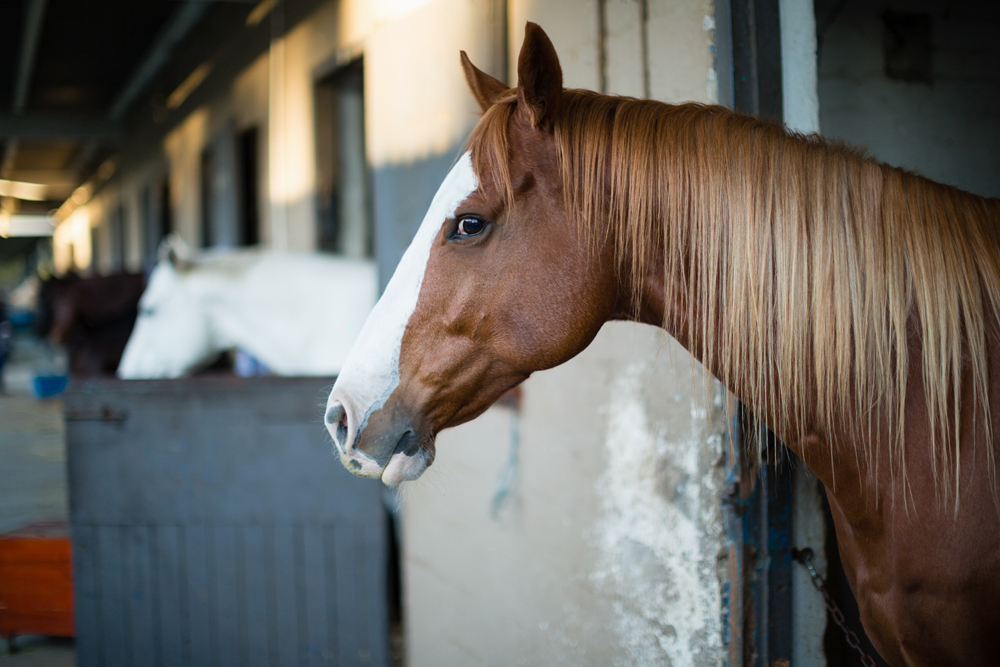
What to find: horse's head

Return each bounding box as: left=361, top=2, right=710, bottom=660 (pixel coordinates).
left=327, top=24, right=624, bottom=485
left=117, top=240, right=211, bottom=378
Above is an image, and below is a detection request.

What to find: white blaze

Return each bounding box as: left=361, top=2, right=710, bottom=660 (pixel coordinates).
left=327, top=152, right=478, bottom=470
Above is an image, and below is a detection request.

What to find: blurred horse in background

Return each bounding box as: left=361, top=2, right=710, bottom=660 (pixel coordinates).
left=118, top=238, right=376, bottom=378
left=36, top=272, right=145, bottom=376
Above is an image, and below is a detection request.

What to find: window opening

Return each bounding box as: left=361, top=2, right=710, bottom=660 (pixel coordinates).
left=237, top=127, right=260, bottom=246
left=315, top=59, right=373, bottom=258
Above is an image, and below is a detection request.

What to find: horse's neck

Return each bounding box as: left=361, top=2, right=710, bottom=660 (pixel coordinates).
left=620, top=130, right=852, bottom=479
left=630, top=222, right=861, bottom=499
left=190, top=253, right=376, bottom=375
left=622, top=124, right=999, bottom=507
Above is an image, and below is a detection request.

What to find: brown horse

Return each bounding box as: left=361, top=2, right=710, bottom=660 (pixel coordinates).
left=37, top=272, right=146, bottom=376
left=325, top=23, right=999, bottom=666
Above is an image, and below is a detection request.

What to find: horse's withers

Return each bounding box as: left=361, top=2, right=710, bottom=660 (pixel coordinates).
left=325, top=153, right=478, bottom=485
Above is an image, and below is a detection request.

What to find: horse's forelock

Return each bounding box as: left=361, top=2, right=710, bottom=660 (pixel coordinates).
left=467, top=91, right=517, bottom=216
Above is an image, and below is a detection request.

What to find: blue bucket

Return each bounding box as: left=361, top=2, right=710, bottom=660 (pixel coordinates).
left=33, top=374, right=68, bottom=399
left=8, top=309, right=35, bottom=331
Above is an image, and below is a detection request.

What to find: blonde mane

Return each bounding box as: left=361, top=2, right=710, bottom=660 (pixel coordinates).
left=469, top=89, right=1000, bottom=503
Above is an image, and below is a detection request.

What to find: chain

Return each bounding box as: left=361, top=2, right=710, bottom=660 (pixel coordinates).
left=792, top=547, right=878, bottom=667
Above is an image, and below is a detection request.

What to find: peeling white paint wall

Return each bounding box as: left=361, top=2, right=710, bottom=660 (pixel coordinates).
left=594, top=362, right=726, bottom=667
left=405, top=327, right=729, bottom=667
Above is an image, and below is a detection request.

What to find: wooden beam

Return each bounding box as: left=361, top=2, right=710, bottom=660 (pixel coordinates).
left=12, top=0, right=48, bottom=113
left=108, top=1, right=210, bottom=120
left=0, top=115, right=122, bottom=142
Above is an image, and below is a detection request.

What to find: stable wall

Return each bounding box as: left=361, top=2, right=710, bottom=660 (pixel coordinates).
left=816, top=0, right=1000, bottom=198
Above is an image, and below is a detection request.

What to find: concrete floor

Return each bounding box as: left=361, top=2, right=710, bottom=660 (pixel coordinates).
left=0, top=334, right=74, bottom=663
left=0, top=396, right=67, bottom=535
left=0, top=639, right=74, bottom=667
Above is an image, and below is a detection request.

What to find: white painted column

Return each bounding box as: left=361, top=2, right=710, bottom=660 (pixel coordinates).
left=780, top=0, right=820, bottom=134
left=267, top=4, right=289, bottom=250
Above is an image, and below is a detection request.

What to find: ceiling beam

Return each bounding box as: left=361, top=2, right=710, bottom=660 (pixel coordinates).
left=0, top=115, right=122, bottom=142
left=13, top=0, right=48, bottom=113
left=0, top=170, right=80, bottom=190
left=108, top=1, right=211, bottom=120
left=4, top=0, right=48, bottom=179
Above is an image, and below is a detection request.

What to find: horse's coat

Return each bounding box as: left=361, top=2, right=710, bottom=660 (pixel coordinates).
left=37, top=272, right=145, bottom=376
left=327, top=23, right=999, bottom=666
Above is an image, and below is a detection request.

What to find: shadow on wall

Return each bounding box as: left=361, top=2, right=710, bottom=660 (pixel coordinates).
left=371, top=146, right=467, bottom=292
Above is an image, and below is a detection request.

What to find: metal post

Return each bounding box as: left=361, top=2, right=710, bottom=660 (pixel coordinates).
left=727, top=1, right=791, bottom=664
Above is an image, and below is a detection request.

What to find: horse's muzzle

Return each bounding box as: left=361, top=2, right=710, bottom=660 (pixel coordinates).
left=325, top=395, right=431, bottom=485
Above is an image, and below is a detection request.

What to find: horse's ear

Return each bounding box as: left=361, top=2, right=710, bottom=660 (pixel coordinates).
left=158, top=234, right=194, bottom=272
left=461, top=51, right=507, bottom=112
left=516, top=22, right=562, bottom=131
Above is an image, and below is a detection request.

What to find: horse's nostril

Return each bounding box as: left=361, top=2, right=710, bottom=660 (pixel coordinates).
left=337, top=416, right=348, bottom=445
left=324, top=404, right=340, bottom=426
left=325, top=402, right=350, bottom=451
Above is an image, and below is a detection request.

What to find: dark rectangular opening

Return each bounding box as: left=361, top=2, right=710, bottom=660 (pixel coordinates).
left=142, top=178, right=172, bottom=264
left=140, top=185, right=155, bottom=264
left=237, top=127, right=259, bottom=246
left=89, top=226, right=100, bottom=275
left=140, top=186, right=150, bottom=264
left=200, top=149, right=214, bottom=248
left=882, top=12, right=932, bottom=84
left=159, top=178, right=172, bottom=239
left=109, top=204, right=126, bottom=272
left=315, top=59, right=372, bottom=258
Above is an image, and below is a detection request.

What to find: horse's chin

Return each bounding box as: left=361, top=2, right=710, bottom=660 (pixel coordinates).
left=380, top=448, right=432, bottom=486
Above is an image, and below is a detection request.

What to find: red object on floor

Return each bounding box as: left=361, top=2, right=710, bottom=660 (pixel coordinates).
left=0, top=521, right=74, bottom=639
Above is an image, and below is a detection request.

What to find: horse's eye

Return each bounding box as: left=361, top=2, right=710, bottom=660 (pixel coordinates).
left=456, top=216, right=486, bottom=237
